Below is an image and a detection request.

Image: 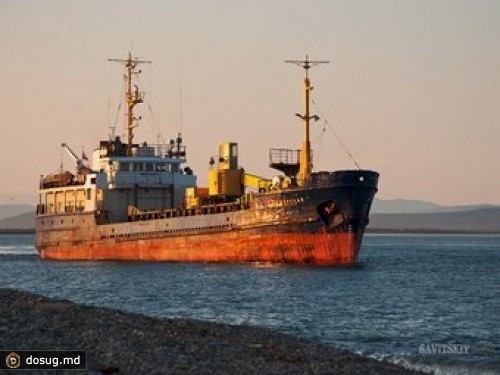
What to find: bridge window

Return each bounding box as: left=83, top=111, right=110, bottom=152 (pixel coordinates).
left=134, top=163, right=143, bottom=171
left=145, top=163, right=154, bottom=171
left=120, top=162, right=130, bottom=171
left=156, top=163, right=166, bottom=171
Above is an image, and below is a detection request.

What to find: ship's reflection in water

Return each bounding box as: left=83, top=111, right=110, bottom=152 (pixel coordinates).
left=1, top=233, right=499, bottom=375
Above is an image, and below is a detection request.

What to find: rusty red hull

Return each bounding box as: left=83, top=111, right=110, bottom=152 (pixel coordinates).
left=36, top=170, right=379, bottom=266
left=37, top=230, right=362, bottom=266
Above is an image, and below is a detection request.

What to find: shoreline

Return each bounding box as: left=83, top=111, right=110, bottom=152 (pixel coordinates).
left=0, top=228, right=36, bottom=234
left=365, top=228, right=500, bottom=235
left=0, top=288, right=424, bottom=374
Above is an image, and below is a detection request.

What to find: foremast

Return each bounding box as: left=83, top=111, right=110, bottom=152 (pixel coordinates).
left=285, top=56, right=329, bottom=186
left=108, top=53, right=152, bottom=156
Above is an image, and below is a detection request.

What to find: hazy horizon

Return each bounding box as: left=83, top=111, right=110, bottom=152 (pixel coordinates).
left=1, top=0, right=499, bottom=206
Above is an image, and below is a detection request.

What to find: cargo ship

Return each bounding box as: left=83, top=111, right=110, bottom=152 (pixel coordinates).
left=35, top=53, right=379, bottom=265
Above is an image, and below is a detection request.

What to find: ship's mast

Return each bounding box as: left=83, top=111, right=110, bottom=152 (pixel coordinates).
left=285, top=55, right=329, bottom=185
left=108, top=52, right=151, bottom=155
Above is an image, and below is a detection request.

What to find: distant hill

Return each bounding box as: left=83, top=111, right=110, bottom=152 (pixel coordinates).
left=371, top=198, right=495, bottom=214
left=0, top=212, right=35, bottom=230
left=0, top=204, right=35, bottom=220
left=369, top=207, right=500, bottom=233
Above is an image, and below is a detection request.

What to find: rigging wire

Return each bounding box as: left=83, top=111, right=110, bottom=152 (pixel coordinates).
left=105, top=62, right=116, bottom=139
left=59, top=146, right=64, bottom=172
left=113, top=102, right=122, bottom=134
left=106, top=63, right=112, bottom=132
left=136, top=74, right=166, bottom=145
left=144, top=68, right=157, bottom=143
left=312, top=121, right=327, bottom=144
left=311, top=98, right=362, bottom=170
left=145, top=63, right=160, bottom=144
left=179, top=83, right=184, bottom=134
left=111, top=71, right=125, bottom=138
left=312, top=121, right=327, bottom=169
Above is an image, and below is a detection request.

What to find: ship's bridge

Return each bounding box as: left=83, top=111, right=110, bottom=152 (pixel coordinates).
left=91, top=139, right=197, bottom=222
left=95, top=155, right=193, bottom=189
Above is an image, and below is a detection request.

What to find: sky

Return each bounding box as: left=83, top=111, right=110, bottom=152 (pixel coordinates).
left=0, top=0, right=499, bottom=206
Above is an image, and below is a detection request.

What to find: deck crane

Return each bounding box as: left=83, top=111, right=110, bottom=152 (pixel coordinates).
left=61, top=143, right=91, bottom=173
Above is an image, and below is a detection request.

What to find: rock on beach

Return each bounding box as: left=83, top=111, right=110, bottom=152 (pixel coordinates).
left=0, top=288, right=426, bottom=374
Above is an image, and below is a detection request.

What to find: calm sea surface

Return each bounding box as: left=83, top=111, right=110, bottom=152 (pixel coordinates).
left=0, top=234, right=498, bottom=375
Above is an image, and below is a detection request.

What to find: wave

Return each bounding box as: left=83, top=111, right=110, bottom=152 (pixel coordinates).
left=361, top=351, right=500, bottom=375
left=0, top=246, right=36, bottom=255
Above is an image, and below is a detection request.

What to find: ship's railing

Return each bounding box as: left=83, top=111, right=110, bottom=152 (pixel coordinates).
left=102, top=141, right=188, bottom=160
left=135, top=143, right=187, bottom=159
left=39, top=174, right=86, bottom=190
left=269, top=148, right=313, bottom=179
left=36, top=204, right=86, bottom=216
left=269, top=148, right=300, bottom=165
left=128, top=201, right=250, bottom=222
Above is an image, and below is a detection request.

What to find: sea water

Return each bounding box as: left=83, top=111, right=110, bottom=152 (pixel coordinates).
left=0, top=234, right=498, bottom=375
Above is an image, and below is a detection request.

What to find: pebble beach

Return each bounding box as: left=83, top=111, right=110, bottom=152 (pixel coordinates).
left=0, top=288, right=426, bottom=374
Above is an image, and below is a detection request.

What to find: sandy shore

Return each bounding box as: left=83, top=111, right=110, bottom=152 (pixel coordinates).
left=0, top=288, right=425, bottom=374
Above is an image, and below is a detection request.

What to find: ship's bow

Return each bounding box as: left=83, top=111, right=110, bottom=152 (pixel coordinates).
left=311, top=169, right=379, bottom=265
